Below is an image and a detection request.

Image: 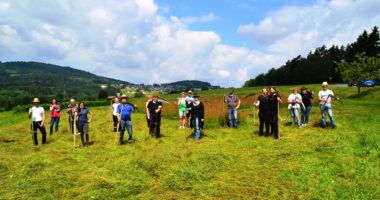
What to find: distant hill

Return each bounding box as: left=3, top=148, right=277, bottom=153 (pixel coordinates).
left=0, top=61, right=133, bottom=109
left=0, top=61, right=219, bottom=110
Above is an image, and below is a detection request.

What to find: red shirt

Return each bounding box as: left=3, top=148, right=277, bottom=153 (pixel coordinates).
left=50, top=104, right=61, bottom=118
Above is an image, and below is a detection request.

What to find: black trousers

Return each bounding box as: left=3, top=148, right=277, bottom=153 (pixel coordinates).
left=68, top=118, right=74, bottom=134
left=258, top=111, right=270, bottom=136
left=149, top=115, right=161, bottom=138
left=31, top=121, right=47, bottom=145
left=112, top=115, right=118, bottom=132
left=269, top=112, right=279, bottom=139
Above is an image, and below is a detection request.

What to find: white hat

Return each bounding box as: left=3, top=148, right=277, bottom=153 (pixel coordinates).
left=322, top=82, right=328, bottom=86
left=70, top=99, right=75, bottom=102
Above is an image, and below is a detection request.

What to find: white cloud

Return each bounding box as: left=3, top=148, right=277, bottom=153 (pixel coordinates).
left=238, top=0, right=380, bottom=59
left=0, top=0, right=379, bottom=87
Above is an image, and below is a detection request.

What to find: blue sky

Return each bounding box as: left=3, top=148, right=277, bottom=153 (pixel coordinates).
left=0, top=0, right=379, bottom=87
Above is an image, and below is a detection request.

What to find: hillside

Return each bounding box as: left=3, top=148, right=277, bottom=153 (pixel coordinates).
left=0, top=61, right=133, bottom=108
left=0, top=85, right=379, bottom=199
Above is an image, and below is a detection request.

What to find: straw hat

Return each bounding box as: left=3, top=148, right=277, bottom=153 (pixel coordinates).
left=120, top=94, right=128, bottom=99
left=70, top=99, right=75, bottom=102
left=322, top=81, right=328, bottom=86
left=32, top=98, right=40, bottom=103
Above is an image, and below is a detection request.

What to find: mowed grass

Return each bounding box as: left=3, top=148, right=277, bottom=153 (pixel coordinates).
left=0, top=85, right=379, bottom=199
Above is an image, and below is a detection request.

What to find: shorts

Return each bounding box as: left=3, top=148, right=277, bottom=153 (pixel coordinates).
left=179, top=110, right=186, bottom=117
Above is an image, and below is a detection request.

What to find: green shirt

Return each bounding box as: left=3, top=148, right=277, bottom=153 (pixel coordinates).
left=179, top=99, right=187, bottom=112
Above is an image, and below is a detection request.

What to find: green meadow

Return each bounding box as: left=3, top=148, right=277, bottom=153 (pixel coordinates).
left=0, top=85, right=379, bottom=199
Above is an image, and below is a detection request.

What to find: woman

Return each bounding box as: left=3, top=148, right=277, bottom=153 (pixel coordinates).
left=111, top=97, right=120, bottom=132
left=75, top=102, right=93, bottom=147
left=269, top=87, right=282, bottom=139
left=300, top=87, right=313, bottom=126
left=49, top=98, right=61, bottom=135
left=189, top=93, right=204, bottom=141
left=177, top=92, right=187, bottom=129
left=288, top=88, right=302, bottom=127
left=255, top=88, right=270, bottom=136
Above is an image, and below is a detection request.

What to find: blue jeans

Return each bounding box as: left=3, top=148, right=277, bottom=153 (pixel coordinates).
left=290, top=108, right=301, bottom=127
left=119, top=120, right=133, bottom=144
left=50, top=117, right=60, bottom=134
left=228, top=108, right=238, bottom=128
left=301, top=105, right=312, bottom=124
left=194, top=117, right=201, bottom=140
left=320, top=105, right=335, bottom=127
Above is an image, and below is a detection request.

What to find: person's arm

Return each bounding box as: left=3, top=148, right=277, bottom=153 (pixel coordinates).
left=156, top=105, right=162, bottom=113
left=117, top=105, right=121, bottom=121
left=236, top=99, right=241, bottom=109
left=277, top=95, right=283, bottom=103
left=287, top=95, right=294, bottom=104
left=50, top=105, right=54, bottom=111
left=255, top=100, right=260, bottom=107
left=28, top=107, right=32, bottom=118
left=41, top=110, right=45, bottom=127
left=200, top=102, right=205, bottom=121
left=88, top=111, right=93, bottom=123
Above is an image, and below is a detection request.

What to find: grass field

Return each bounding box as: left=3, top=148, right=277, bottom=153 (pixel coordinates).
left=0, top=85, right=379, bottom=199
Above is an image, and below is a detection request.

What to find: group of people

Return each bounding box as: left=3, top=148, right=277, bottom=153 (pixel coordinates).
left=28, top=81, right=337, bottom=146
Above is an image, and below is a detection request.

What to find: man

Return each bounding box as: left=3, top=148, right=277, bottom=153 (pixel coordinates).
left=318, top=82, right=336, bottom=128
left=65, top=99, right=77, bottom=134
left=117, top=95, right=134, bottom=144
left=188, top=93, right=204, bottom=140
left=256, top=88, right=270, bottom=136
left=224, top=90, right=241, bottom=128
left=185, top=90, right=194, bottom=126
left=268, top=87, right=282, bottom=139
left=147, top=94, right=162, bottom=138
left=29, top=98, right=47, bottom=145
left=300, top=87, right=313, bottom=126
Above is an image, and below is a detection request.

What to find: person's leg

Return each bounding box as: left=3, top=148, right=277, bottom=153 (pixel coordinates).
left=258, top=112, right=264, bottom=136
left=228, top=108, right=233, bottom=128
left=69, top=118, right=74, bottom=134
left=156, top=116, right=161, bottom=138
left=127, top=120, right=133, bottom=143
left=55, top=117, right=60, bottom=132
left=233, top=109, right=238, bottom=128
left=31, top=121, right=38, bottom=145
left=264, top=112, right=270, bottom=136
left=194, top=117, right=200, bottom=140
left=77, top=122, right=85, bottom=146
left=301, top=108, right=306, bottom=125
left=50, top=118, right=54, bottom=135
left=326, top=107, right=335, bottom=127
left=295, top=108, right=301, bottom=127
left=320, top=105, right=327, bottom=127
left=119, top=120, right=126, bottom=144
left=290, top=109, right=295, bottom=126
left=37, top=122, right=47, bottom=144
left=113, top=115, right=118, bottom=132
left=84, top=123, right=89, bottom=146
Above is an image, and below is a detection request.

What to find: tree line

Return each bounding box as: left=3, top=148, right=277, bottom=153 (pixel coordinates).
left=244, top=26, right=380, bottom=87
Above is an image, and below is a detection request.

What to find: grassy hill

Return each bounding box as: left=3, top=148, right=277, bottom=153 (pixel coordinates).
left=0, top=85, right=379, bottom=199
left=0, top=61, right=134, bottom=109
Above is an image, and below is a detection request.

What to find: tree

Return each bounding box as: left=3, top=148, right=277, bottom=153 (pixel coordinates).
left=98, top=90, right=108, bottom=100
left=336, top=53, right=380, bottom=93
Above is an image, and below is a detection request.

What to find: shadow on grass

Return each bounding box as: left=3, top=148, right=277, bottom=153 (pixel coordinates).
left=347, top=87, right=379, bottom=99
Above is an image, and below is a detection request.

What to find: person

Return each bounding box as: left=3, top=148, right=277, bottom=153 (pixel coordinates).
left=147, top=94, right=162, bottom=138
left=177, top=92, right=187, bottom=129
left=268, top=87, right=282, bottom=139
left=117, top=95, right=134, bottom=144
left=318, top=82, right=336, bottom=128
left=29, top=98, right=47, bottom=146
left=66, top=99, right=77, bottom=134
left=255, top=88, right=270, bottom=136
left=188, top=93, right=205, bottom=140
left=145, top=95, right=153, bottom=128
left=49, top=98, right=61, bottom=135
left=300, top=87, right=313, bottom=126
left=75, top=102, right=93, bottom=147
left=185, top=90, right=194, bottom=126
left=288, top=88, right=303, bottom=127
left=224, top=90, right=241, bottom=128
left=111, top=97, right=120, bottom=132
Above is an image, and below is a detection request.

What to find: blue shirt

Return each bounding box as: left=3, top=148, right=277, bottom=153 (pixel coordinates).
left=77, top=108, right=89, bottom=123
left=117, top=103, right=134, bottom=121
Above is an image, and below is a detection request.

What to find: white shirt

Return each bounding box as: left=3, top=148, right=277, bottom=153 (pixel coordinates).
left=318, top=89, right=334, bottom=107
left=112, top=103, right=120, bottom=116
left=31, top=106, right=44, bottom=122
left=288, top=93, right=302, bottom=109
